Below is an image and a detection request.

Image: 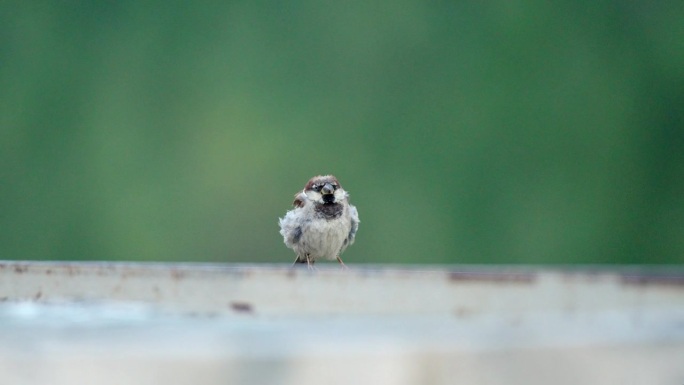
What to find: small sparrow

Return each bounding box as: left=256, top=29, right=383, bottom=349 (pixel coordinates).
left=279, top=175, right=359, bottom=269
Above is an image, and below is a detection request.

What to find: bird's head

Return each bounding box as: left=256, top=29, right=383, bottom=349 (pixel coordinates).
left=303, top=175, right=347, bottom=205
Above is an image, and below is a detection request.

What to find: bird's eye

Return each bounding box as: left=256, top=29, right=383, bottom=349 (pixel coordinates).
left=313, top=185, right=322, bottom=192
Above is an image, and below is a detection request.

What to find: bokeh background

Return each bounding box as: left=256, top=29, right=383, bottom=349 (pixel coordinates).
left=2, top=2, right=683, bottom=264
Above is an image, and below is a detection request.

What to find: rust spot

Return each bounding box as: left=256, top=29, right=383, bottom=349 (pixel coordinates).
left=230, top=302, right=254, bottom=313
left=448, top=271, right=536, bottom=284
left=0, top=297, right=8, bottom=302
left=286, top=269, right=297, bottom=279
left=34, top=291, right=42, bottom=300
left=171, top=269, right=185, bottom=280
left=14, top=265, right=27, bottom=273
left=621, top=273, right=684, bottom=287
left=46, top=269, right=52, bottom=275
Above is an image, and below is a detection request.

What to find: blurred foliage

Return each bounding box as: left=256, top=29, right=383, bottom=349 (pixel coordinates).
left=1, top=1, right=683, bottom=264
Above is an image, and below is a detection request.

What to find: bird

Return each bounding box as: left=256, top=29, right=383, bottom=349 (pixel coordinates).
left=279, top=175, right=359, bottom=269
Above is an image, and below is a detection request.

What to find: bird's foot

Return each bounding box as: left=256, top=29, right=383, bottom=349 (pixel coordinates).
left=336, top=256, right=348, bottom=270
left=306, top=255, right=317, bottom=271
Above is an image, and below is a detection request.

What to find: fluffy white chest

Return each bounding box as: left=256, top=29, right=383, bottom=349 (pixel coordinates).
left=298, top=216, right=351, bottom=260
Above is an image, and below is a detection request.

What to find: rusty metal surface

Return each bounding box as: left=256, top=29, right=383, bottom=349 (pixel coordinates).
left=0, top=261, right=683, bottom=385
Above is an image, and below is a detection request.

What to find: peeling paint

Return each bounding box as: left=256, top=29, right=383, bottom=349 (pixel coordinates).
left=621, top=273, right=684, bottom=288
left=448, top=271, right=536, bottom=284
left=0, top=262, right=683, bottom=318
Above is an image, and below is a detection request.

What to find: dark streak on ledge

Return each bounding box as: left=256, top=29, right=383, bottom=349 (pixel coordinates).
left=448, top=271, right=537, bottom=284
left=621, top=273, right=684, bottom=287
left=230, top=302, right=254, bottom=313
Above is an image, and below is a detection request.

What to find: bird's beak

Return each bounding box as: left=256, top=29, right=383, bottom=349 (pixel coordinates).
left=321, top=183, right=335, bottom=195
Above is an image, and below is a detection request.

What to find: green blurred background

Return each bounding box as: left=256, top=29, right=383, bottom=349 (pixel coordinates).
left=2, top=2, right=683, bottom=264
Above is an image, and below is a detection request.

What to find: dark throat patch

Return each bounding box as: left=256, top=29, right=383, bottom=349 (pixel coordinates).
left=314, top=202, right=343, bottom=219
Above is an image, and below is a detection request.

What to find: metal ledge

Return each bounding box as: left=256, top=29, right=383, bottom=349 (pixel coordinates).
left=1, top=261, right=683, bottom=385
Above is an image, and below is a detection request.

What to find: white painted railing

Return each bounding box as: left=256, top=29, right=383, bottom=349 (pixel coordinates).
left=1, top=261, right=683, bottom=385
